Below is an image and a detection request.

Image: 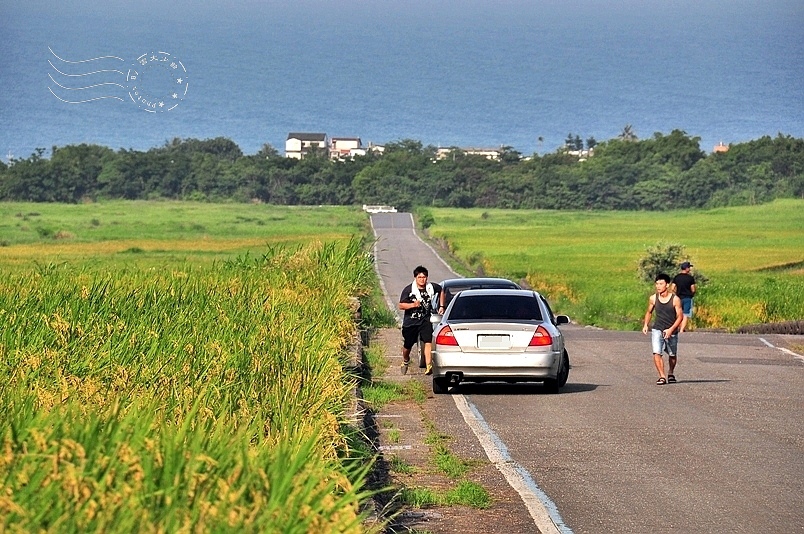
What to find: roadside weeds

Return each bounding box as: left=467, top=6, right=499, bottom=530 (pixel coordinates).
left=361, top=328, right=522, bottom=534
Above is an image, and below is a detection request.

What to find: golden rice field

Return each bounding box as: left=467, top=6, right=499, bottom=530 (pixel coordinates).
left=0, top=202, right=379, bottom=532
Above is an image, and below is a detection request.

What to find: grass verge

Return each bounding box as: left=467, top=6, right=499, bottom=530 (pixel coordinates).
left=400, top=481, right=491, bottom=509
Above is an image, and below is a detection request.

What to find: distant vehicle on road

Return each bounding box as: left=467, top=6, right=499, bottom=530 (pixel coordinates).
left=438, top=277, right=521, bottom=309
left=362, top=204, right=397, bottom=213
left=431, top=289, right=570, bottom=394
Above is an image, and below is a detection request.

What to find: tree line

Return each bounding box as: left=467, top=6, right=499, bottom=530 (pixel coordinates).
left=1, top=130, right=802, bottom=210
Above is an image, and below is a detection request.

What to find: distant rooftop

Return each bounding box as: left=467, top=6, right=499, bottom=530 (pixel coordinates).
left=287, top=133, right=327, bottom=141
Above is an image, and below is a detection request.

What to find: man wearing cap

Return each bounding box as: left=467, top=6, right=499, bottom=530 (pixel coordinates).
left=671, top=262, right=696, bottom=333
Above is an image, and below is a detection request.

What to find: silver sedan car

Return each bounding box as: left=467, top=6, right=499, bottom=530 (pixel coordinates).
left=431, top=289, right=571, bottom=394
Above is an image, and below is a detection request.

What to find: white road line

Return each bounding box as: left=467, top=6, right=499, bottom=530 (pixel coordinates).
left=759, top=337, right=804, bottom=363
left=452, top=394, right=572, bottom=534
left=378, top=444, right=413, bottom=451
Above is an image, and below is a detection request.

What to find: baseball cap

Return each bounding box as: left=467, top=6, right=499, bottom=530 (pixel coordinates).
left=680, top=261, right=692, bottom=269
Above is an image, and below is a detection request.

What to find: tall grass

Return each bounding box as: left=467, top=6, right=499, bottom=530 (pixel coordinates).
left=426, top=199, right=804, bottom=330
left=0, top=238, right=378, bottom=532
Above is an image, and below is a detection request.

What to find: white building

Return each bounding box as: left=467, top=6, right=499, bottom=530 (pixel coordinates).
left=285, top=133, right=328, bottom=159
left=330, top=137, right=363, bottom=159
left=435, top=146, right=503, bottom=161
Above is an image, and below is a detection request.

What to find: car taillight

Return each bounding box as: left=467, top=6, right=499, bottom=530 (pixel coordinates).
left=436, top=326, right=459, bottom=346
left=528, top=325, right=552, bottom=346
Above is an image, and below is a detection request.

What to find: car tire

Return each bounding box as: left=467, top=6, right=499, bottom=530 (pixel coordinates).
left=558, top=349, right=570, bottom=387
left=433, top=377, right=449, bottom=394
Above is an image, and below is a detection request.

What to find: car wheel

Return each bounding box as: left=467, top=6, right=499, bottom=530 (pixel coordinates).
left=543, top=378, right=560, bottom=394
left=433, top=377, right=449, bottom=394
left=558, top=349, right=570, bottom=387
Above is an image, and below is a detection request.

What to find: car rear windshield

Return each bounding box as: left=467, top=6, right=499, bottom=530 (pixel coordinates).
left=443, top=283, right=519, bottom=305
left=449, top=295, right=543, bottom=321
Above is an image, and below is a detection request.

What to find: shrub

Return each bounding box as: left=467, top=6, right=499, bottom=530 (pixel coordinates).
left=637, top=242, right=687, bottom=282
left=35, top=226, right=54, bottom=238
left=418, top=210, right=435, bottom=229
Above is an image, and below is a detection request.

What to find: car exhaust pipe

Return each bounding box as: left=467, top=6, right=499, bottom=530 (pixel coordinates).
left=447, top=372, right=463, bottom=385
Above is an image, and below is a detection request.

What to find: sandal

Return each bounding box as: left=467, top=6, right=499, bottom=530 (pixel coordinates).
left=656, top=377, right=667, bottom=385
left=667, top=374, right=677, bottom=383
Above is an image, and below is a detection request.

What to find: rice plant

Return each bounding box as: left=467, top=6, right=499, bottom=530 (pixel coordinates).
left=0, top=238, right=380, bottom=532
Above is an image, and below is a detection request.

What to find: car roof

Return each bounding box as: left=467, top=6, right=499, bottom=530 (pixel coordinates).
left=440, top=277, right=520, bottom=288
left=456, top=288, right=540, bottom=298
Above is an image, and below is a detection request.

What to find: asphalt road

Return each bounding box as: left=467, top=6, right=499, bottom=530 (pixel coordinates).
left=371, top=212, right=804, bottom=533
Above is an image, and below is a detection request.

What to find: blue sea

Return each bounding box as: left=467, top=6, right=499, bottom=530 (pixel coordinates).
left=1, top=0, right=802, bottom=161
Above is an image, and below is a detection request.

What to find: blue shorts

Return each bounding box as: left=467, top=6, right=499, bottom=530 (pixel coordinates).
left=651, top=329, right=678, bottom=357
left=680, top=297, right=693, bottom=317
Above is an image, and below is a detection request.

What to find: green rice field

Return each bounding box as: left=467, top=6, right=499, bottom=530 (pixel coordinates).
left=425, top=199, right=804, bottom=330
left=0, top=201, right=369, bottom=268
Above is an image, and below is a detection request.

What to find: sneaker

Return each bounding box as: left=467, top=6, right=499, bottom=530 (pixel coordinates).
left=424, top=364, right=433, bottom=375
left=400, top=360, right=410, bottom=375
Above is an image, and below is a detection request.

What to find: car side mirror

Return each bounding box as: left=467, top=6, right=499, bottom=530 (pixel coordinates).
left=555, top=315, right=571, bottom=325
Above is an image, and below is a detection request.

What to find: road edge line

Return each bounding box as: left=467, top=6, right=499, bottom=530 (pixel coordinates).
left=452, top=394, right=572, bottom=534
left=410, top=214, right=460, bottom=277
left=759, top=337, right=804, bottom=363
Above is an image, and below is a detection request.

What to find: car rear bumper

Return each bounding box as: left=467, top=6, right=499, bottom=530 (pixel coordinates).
left=433, top=350, right=560, bottom=380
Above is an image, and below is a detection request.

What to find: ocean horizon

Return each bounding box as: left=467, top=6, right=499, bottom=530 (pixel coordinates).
left=1, top=0, right=802, bottom=161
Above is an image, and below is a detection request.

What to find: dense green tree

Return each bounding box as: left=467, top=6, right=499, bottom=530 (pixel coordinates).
left=674, top=157, right=729, bottom=208
left=97, top=150, right=143, bottom=199
left=2, top=131, right=802, bottom=210
left=646, top=130, right=705, bottom=171
left=384, top=139, right=436, bottom=159
left=256, top=143, right=280, bottom=158
left=499, top=146, right=523, bottom=164
left=163, top=137, right=244, bottom=162
left=0, top=148, right=50, bottom=201
left=48, top=144, right=114, bottom=201
left=262, top=166, right=296, bottom=204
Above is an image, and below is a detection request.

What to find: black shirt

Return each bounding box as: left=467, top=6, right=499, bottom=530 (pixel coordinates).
left=672, top=273, right=696, bottom=298
left=399, top=282, right=442, bottom=328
